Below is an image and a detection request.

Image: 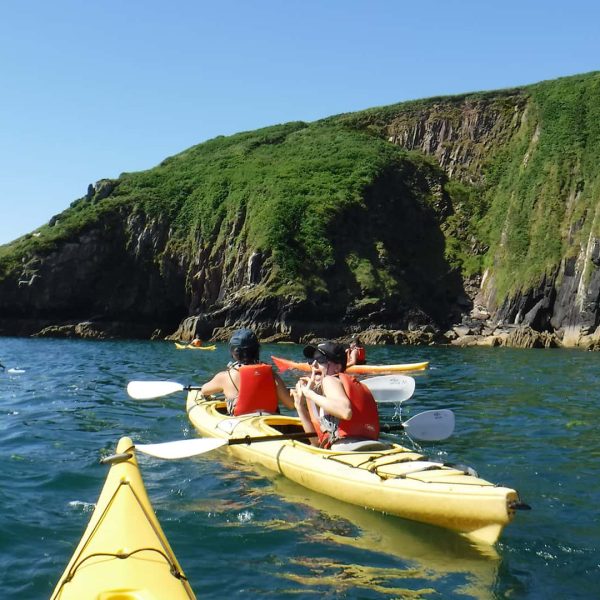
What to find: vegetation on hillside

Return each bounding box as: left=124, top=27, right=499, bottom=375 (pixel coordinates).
left=0, top=119, right=449, bottom=310
left=480, top=72, right=600, bottom=299
left=341, top=71, right=600, bottom=304
left=2, top=70, right=599, bottom=320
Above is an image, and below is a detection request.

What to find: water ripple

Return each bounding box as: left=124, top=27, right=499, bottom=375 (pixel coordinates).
left=1, top=338, right=599, bottom=598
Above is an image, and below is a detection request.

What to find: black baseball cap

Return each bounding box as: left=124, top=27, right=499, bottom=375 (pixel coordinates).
left=303, top=341, right=347, bottom=369
left=229, top=328, right=259, bottom=349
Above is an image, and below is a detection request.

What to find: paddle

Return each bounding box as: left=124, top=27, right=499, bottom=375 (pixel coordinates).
left=134, top=408, right=455, bottom=459
left=362, top=375, right=415, bottom=404
left=127, top=380, right=195, bottom=399
left=127, top=374, right=416, bottom=404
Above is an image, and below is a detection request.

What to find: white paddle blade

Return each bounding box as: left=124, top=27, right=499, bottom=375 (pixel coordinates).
left=127, top=380, right=185, bottom=400
left=362, top=375, right=416, bottom=404
left=403, top=409, right=455, bottom=441
left=136, top=438, right=228, bottom=459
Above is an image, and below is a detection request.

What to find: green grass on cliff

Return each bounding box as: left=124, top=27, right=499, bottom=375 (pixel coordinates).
left=480, top=72, right=600, bottom=299
left=3, top=71, right=600, bottom=316
left=112, top=120, right=436, bottom=289
left=0, top=119, right=443, bottom=309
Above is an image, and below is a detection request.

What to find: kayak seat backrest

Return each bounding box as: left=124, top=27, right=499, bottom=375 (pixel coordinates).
left=330, top=438, right=393, bottom=452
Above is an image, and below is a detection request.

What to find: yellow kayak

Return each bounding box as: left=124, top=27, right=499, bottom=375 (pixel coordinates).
left=51, top=437, right=196, bottom=600
left=186, top=393, right=526, bottom=545
left=174, top=342, right=217, bottom=350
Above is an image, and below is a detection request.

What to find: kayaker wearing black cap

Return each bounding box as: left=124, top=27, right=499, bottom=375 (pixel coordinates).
left=201, top=328, right=294, bottom=416
left=291, top=341, right=380, bottom=449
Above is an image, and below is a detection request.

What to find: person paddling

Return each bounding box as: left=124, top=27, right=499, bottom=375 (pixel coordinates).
left=201, top=328, right=294, bottom=416
left=345, top=337, right=366, bottom=367
left=190, top=338, right=203, bottom=347
left=291, top=341, right=381, bottom=449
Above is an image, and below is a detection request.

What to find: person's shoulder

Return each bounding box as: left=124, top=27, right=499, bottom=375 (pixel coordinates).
left=211, top=369, right=230, bottom=381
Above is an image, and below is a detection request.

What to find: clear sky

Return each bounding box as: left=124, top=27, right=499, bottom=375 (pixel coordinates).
left=1, top=0, right=598, bottom=245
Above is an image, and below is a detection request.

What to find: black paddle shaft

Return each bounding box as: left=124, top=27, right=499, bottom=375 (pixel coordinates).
left=380, top=423, right=406, bottom=433
left=226, top=425, right=406, bottom=447
left=227, top=432, right=316, bottom=446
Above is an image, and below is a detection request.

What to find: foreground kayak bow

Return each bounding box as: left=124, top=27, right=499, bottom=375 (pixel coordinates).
left=51, top=437, right=195, bottom=599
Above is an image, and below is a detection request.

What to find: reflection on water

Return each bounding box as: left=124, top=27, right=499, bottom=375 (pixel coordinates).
left=283, top=557, right=439, bottom=599
left=185, top=457, right=500, bottom=599
left=271, top=475, right=499, bottom=599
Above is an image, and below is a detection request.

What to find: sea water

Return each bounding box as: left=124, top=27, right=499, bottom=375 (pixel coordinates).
left=0, top=338, right=598, bottom=598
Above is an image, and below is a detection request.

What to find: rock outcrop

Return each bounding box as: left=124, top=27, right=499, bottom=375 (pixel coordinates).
left=0, top=209, right=188, bottom=338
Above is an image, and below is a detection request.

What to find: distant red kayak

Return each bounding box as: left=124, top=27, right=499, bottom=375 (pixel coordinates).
left=271, top=355, right=429, bottom=374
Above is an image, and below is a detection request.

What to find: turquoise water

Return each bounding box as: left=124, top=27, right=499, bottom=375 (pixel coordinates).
left=1, top=338, right=598, bottom=599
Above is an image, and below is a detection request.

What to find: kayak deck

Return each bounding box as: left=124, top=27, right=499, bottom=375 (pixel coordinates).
left=271, top=355, right=429, bottom=374
left=51, top=437, right=195, bottom=600
left=186, top=393, right=523, bottom=545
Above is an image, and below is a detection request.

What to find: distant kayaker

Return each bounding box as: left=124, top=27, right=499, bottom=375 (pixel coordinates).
left=190, top=338, right=203, bottom=347
left=292, top=341, right=380, bottom=449
left=200, top=328, right=294, bottom=416
left=345, top=337, right=366, bottom=367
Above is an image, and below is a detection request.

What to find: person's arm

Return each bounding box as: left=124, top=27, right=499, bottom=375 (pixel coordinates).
left=299, top=375, right=352, bottom=420
left=291, top=380, right=318, bottom=444
left=346, top=348, right=358, bottom=368
left=274, top=373, right=295, bottom=410
left=200, top=371, right=229, bottom=396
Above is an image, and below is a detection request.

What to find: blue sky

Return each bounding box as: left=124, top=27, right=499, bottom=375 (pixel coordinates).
left=1, top=0, right=598, bottom=245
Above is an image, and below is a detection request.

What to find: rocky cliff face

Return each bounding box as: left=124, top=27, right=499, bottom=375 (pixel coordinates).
left=1, top=74, right=599, bottom=348
left=0, top=209, right=188, bottom=338
left=0, top=152, right=461, bottom=342
left=355, top=84, right=600, bottom=348
left=383, top=94, right=529, bottom=184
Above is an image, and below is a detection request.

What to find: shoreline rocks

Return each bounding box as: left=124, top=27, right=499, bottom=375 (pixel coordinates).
left=1, top=314, right=598, bottom=352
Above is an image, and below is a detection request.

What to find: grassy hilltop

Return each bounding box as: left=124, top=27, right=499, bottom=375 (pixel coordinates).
left=1, top=71, right=599, bottom=341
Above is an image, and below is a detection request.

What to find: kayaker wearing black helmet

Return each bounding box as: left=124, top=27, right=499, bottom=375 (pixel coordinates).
left=291, top=341, right=380, bottom=449
left=201, top=328, right=294, bottom=416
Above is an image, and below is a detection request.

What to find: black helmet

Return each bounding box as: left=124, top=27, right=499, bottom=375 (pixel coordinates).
left=229, top=328, right=259, bottom=364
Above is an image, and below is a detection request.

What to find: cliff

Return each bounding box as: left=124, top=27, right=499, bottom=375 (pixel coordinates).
left=343, top=72, right=600, bottom=348
left=1, top=72, right=599, bottom=348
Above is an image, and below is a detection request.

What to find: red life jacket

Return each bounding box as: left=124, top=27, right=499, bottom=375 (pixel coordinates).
left=308, top=373, right=380, bottom=448
left=355, top=347, right=366, bottom=364
left=233, top=364, right=279, bottom=416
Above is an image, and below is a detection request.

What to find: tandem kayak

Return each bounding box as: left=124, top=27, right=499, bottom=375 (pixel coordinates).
left=271, top=355, right=429, bottom=374
left=174, top=342, right=217, bottom=350
left=51, top=437, right=195, bottom=600
left=186, top=393, right=526, bottom=545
